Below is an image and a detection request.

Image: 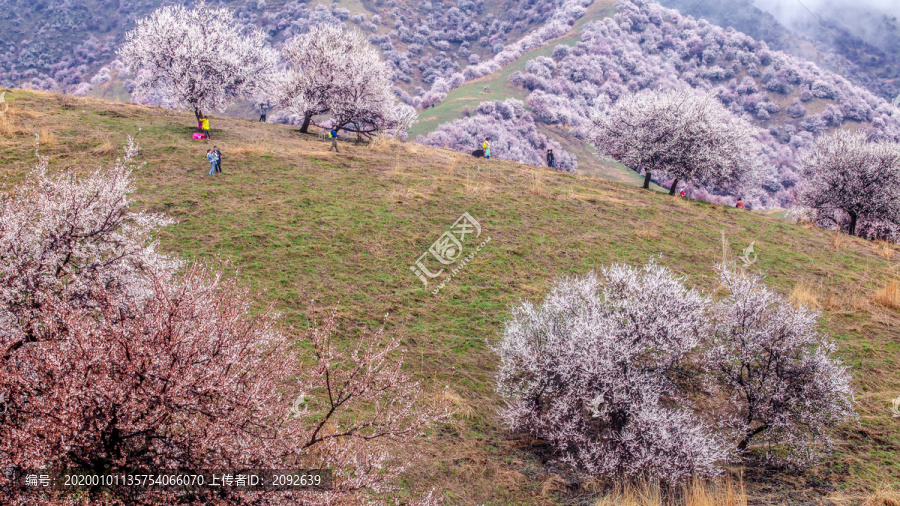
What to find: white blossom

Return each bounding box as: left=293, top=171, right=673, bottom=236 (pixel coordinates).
left=119, top=2, right=278, bottom=120
left=494, top=261, right=727, bottom=482
left=589, top=88, right=759, bottom=194
left=278, top=25, right=416, bottom=139
left=796, top=130, right=900, bottom=237
left=705, top=266, right=856, bottom=465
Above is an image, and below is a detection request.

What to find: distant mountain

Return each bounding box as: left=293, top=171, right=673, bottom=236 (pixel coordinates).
left=656, top=0, right=900, bottom=101
left=419, top=0, right=900, bottom=215
left=0, top=0, right=576, bottom=97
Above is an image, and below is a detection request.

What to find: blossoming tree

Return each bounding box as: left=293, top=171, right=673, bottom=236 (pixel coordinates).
left=119, top=3, right=278, bottom=123
left=797, top=130, right=900, bottom=237
left=0, top=143, right=447, bottom=504
left=590, top=89, right=758, bottom=194
left=278, top=24, right=416, bottom=139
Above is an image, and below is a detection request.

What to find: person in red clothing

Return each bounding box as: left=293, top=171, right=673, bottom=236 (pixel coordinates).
left=679, top=188, right=686, bottom=197
left=736, top=197, right=745, bottom=209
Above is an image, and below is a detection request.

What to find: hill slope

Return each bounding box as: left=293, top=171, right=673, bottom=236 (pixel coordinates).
left=2, top=91, right=900, bottom=503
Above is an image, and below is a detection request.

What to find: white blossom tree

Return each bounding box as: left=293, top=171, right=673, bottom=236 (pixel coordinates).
left=706, top=267, right=856, bottom=464
left=797, top=130, right=900, bottom=237
left=119, top=2, right=278, bottom=123
left=494, top=261, right=728, bottom=482
left=278, top=25, right=416, bottom=139
left=590, top=89, right=759, bottom=194
left=495, top=260, right=857, bottom=480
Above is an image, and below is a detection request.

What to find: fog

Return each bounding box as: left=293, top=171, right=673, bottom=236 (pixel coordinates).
left=751, top=0, right=900, bottom=49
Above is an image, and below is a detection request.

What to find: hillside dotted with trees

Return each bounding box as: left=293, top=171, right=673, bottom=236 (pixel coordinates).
left=3, top=0, right=900, bottom=503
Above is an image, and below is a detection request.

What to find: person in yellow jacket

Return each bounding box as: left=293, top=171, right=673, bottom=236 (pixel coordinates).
left=201, top=116, right=211, bottom=139
left=482, top=138, right=491, bottom=159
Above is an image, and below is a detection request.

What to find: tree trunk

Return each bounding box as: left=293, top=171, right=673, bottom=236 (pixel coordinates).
left=848, top=211, right=858, bottom=237
left=194, top=109, right=203, bottom=122
left=737, top=424, right=768, bottom=451
left=668, top=178, right=680, bottom=196
left=299, top=114, right=312, bottom=134
left=642, top=170, right=652, bottom=190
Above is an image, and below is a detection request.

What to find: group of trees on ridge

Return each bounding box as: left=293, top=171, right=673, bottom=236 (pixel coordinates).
left=118, top=3, right=416, bottom=139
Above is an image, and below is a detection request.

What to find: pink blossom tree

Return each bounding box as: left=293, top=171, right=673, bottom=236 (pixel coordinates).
left=495, top=259, right=857, bottom=479
left=706, top=267, right=856, bottom=463
left=278, top=24, right=416, bottom=138
left=0, top=144, right=448, bottom=504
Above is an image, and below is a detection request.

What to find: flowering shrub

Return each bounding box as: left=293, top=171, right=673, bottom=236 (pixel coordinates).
left=495, top=262, right=727, bottom=481
left=705, top=267, right=856, bottom=465
left=495, top=260, right=855, bottom=481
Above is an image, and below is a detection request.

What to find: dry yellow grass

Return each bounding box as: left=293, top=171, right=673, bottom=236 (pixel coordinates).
left=0, top=114, right=16, bottom=137
left=231, top=145, right=271, bottom=156
left=464, top=168, right=494, bottom=198
left=634, top=224, right=660, bottom=240
left=38, top=127, right=58, bottom=146
left=872, top=240, right=896, bottom=259
left=540, top=474, right=568, bottom=498
left=442, top=389, right=475, bottom=421
left=368, top=132, right=403, bottom=153
left=790, top=281, right=821, bottom=309
left=528, top=170, right=543, bottom=195
left=831, top=230, right=848, bottom=250
left=863, top=487, right=900, bottom=506
left=90, top=138, right=116, bottom=156
left=595, top=477, right=746, bottom=506
left=873, top=280, right=900, bottom=310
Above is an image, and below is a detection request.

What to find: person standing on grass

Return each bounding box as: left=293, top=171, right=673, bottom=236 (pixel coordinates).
left=483, top=138, right=491, bottom=159
left=329, top=127, right=339, bottom=152
left=214, top=146, right=222, bottom=174
left=207, top=149, right=218, bottom=176
left=546, top=149, right=555, bottom=168
left=736, top=197, right=745, bottom=209
left=201, top=115, right=211, bottom=139
left=259, top=103, right=269, bottom=122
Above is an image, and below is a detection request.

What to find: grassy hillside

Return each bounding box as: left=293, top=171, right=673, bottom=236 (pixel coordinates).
left=2, top=90, right=900, bottom=503
left=407, top=0, right=645, bottom=184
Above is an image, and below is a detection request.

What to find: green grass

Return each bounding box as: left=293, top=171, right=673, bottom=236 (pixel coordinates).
left=2, top=90, right=900, bottom=503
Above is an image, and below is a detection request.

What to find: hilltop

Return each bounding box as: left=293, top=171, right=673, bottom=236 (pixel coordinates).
left=1, top=91, right=899, bottom=503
